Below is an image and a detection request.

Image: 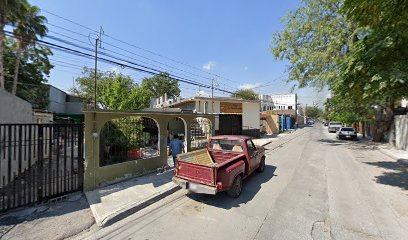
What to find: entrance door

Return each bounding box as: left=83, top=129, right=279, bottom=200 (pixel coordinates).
left=218, top=114, right=242, bottom=135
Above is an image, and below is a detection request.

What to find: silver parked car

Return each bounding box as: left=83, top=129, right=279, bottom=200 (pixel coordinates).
left=336, top=127, right=357, bottom=140
left=328, top=122, right=342, bottom=133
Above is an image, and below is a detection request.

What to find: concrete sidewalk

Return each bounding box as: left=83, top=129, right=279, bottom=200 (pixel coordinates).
left=87, top=133, right=288, bottom=227
left=378, top=145, right=408, bottom=163
left=85, top=170, right=179, bottom=227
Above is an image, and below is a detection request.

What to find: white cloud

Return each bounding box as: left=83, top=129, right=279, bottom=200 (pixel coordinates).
left=239, top=82, right=262, bottom=89
left=243, top=66, right=248, bottom=71
left=202, top=61, right=216, bottom=71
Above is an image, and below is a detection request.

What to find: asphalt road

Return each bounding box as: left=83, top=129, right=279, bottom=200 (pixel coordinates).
left=76, top=124, right=408, bottom=240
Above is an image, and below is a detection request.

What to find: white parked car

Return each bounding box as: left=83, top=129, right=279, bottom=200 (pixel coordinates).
left=336, top=127, right=357, bottom=140
left=328, top=122, right=342, bottom=133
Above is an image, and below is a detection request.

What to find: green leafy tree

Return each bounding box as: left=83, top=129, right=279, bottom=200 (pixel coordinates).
left=71, top=68, right=140, bottom=110
left=3, top=36, right=53, bottom=108
left=231, top=89, right=258, bottom=100
left=305, top=106, right=322, bottom=119
left=71, top=69, right=180, bottom=110
left=270, top=0, right=354, bottom=89
left=140, top=72, right=180, bottom=98
left=338, top=0, right=408, bottom=140
left=0, top=0, right=25, bottom=89
left=12, top=3, right=48, bottom=95
left=272, top=0, right=408, bottom=141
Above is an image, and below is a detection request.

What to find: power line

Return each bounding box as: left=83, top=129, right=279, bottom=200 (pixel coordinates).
left=4, top=30, right=236, bottom=94
left=44, top=33, right=214, bottom=88
left=40, top=9, right=242, bottom=85
left=45, top=22, right=237, bottom=88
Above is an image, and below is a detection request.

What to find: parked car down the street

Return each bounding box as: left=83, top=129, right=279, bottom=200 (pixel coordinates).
left=328, top=122, right=342, bottom=133
left=336, top=127, right=357, bottom=140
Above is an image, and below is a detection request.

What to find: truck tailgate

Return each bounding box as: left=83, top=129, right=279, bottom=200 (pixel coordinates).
left=175, top=149, right=216, bottom=186
left=176, top=162, right=215, bottom=186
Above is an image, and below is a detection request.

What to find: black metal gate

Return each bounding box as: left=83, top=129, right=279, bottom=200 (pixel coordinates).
left=0, top=124, right=84, bottom=212
left=217, top=114, right=242, bottom=135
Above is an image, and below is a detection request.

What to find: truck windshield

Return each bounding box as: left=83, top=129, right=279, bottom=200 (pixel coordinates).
left=210, top=139, right=243, bottom=152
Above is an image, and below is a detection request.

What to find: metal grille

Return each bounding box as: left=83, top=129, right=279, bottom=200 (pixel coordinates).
left=190, top=118, right=211, bottom=149
left=0, top=124, right=84, bottom=212
left=99, top=117, right=159, bottom=166
left=217, top=114, right=242, bottom=135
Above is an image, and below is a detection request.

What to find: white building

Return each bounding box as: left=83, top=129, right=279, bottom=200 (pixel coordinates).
left=259, top=94, right=274, bottom=111
left=149, top=93, right=182, bottom=109
left=271, top=94, right=297, bottom=110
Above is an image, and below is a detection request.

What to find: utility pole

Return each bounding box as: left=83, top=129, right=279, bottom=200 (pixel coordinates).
left=211, top=78, right=214, bottom=113
left=295, top=94, right=298, bottom=128
left=93, top=27, right=103, bottom=109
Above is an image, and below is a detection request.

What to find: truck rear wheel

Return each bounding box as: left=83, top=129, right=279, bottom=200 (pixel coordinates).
left=227, top=175, right=242, bottom=198
left=257, top=157, right=265, bottom=173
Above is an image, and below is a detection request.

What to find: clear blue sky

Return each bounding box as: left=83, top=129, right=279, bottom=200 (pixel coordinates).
left=29, top=0, right=328, bottom=107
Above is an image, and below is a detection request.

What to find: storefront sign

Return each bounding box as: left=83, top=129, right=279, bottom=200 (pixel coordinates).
left=220, top=102, right=243, bottom=113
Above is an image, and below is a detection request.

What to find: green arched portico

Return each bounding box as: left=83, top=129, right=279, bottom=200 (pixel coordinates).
left=83, top=109, right=215, bottom=190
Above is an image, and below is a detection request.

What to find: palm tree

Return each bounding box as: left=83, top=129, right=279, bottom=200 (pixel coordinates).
left=11, top=3, right=47, bottom=95
left=0, top=0, right=22, bottom=90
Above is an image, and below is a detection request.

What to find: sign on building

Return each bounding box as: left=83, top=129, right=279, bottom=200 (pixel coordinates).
left=220, top=102, right=243, bottom=113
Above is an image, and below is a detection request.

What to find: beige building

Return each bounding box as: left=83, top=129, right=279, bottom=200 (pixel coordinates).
left=168, top=96, right=261, bottom=137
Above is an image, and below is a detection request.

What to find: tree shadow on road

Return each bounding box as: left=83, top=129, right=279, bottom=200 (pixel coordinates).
left=186, top=165, right=277, bottom=209
left=316, top=139, right=344, bottom=146
left=364, top=160, right=408, bottom=190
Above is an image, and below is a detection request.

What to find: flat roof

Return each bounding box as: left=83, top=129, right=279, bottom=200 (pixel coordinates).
left=82, top=108, right=215, bottom=117
left=168, top=96, right=260, bottom=107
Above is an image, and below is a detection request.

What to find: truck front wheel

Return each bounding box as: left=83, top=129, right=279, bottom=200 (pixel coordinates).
left=257, top=157, right=265, bottom=173
left=227, top=175, right=242, bottom=198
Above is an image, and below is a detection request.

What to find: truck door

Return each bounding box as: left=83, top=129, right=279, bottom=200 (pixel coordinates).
left=246, top=139, right=259, bottom=172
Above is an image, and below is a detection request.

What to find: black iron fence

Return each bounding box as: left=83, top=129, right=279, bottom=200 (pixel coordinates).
left=0, top=124, right=84, bottom=212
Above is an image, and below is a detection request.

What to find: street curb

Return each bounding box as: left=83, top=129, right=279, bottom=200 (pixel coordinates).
left=96, top=185, right=181, bottom=227
left=377, top=147, right=408, bottom=162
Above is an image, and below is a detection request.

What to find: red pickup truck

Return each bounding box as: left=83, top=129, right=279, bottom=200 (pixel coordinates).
left=172, top=135, right=266, bottom=198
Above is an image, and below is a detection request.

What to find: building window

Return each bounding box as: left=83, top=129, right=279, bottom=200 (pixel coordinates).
left=288, top=106, right=293, bottom=109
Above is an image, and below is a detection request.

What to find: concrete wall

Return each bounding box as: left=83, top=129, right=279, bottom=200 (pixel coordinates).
left=66, top=102, right=83, bottom=114
left=0, top=89, right=33, bottom=123
left=243, top=102, right=261, bottom=129
left=48, top=86, right=66, bottom=113
left=83, top=111, right=215, bottom=191
left=394, top=115, right=408, bottom=151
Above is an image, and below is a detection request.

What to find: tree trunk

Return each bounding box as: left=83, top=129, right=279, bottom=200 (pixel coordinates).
left=12, top=45, right=22, bottom=95
left=0, top=18, right=5, bottom=90
left=372, top=102, right=395, bottom=142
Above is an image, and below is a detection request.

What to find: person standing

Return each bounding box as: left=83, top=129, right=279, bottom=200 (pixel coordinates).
left=169, top=134, right=185, bottom=167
